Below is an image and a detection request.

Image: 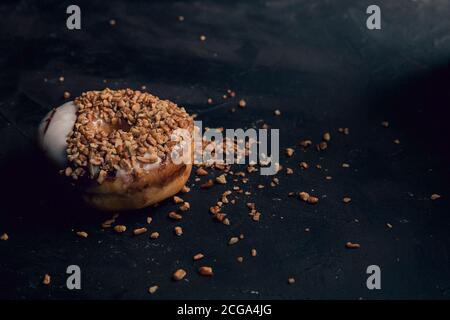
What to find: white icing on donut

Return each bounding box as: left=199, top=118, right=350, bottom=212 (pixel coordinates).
left=38, top=101, right=77, bottom=168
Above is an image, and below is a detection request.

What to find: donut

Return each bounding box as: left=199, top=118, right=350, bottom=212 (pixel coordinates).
left=38, top=88, right=194, bottom=211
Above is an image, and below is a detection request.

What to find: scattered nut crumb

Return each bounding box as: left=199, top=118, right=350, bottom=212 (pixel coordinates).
left=288, top=277, right=296, bottom=284
left=148, top=285, right=159, bottom=294
left=381, top=121, right=389, bottom=128
left=274, top=109, right=281, bottom=116
left=345, top=242, right=360, bottom=249
left=200, top=35, right=206, bottom=41
left=150, top=231, right=160, bottom=239
left=0, top=233, right=8, bottom=241
left=63, top=91, right=71, bottom=99
left=109, top=19, right=116, bottom=26
left=58, top=76, right=65, bottom=83
left=207, top=98, right=213, bottom=104
left=201, top=179, right=214, bottom=189
left=179, top=202, right=190, bottom=212
left=76, top=231, right=88, bottom=238
left=342, top=163, right=350, bottom=168
left=113, top=225, right=127, bottom=233
left=299, top=161, right=309, bottom=169
left=178, top=16, right=185, bottom=22
left=386, top=223, right=393, bottom=229
left=216, top=174, right=227, bottom=184
left=342, top=197, right=352, bottom=204
left=299, top=140, right=312, bottom=148
left=42, top=274, right=51, bottom=285
left=174, top=226, right=183, bottom=236
left=173, top=269, right=187, bottom=281
left=285, top=148, right=294, bottom=157
left=228, top=237, right=239, bottom=245
left=393, top=139, right=400, bottom=144
left=431, top=194, right=441, bottom=200
left=238, top=99, right=247, bottom=108
left=173, top=196, right=184, bottom=204
left=196, top=167, right=208, bottom=176
left=323, top=132, right=331, bottom=141
left=237, top=256, right=244, bottom=263
left=181, top=185, right=191, bottom=193
left=193, top=253, right=204, bottom=261
left=251, top=248, right=257, bottom=257
left=198, top=266, right=213, bottom=276
left=168, top=211, right=183, bottom=220
left=146, top=217, right=153, bottom=224
left=133, top=227, right=147, bottom=236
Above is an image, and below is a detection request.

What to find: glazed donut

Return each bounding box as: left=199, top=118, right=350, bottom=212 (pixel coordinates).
left=38, top=88, right=194, bottom=211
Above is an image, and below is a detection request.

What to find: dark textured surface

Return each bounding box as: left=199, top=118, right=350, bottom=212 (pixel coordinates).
left=0, top=0, right=450, bottom=299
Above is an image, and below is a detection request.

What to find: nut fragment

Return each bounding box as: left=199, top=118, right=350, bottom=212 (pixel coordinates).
left=299, top=192, right=310, bottom=202
left=174, top=226, right=183, bottom=236
left=307, top=196, right=319, bottom=204
left=181, top=185, right=191, bottom=193
left=150, top=231, right=160, bottom=239
left=299, top=140, right=312, bottom=147
left=216, top=174, right=227, bottom=184
left=201, top=179, right=214, bottom=189
left=288, top=277, right=296, bottom=284
left=148, top=285, right=159, bottom=294
left=198, top=266, right=214, bottom=276
left=179, top=202, right=190, bottom=212
left=285, top=148, right=294, bottom=157
left=200, top=35, right=206, bottom=41
left=113, top=225, right=127, bottom=233
left=0, top=233, right=8, bottom=241
left=251, top=248, right=257, bottom=257
left=238, top=99, right=247, bottom=108
left=42, top=274, right=51, bottom=285
left=323, top=132, right=331, bottom=141
left=237, top=256, right=244, bottom=263
left=299, top=161, right=309, bottom=169
left=76, top=231, right=88, bottom=238
left=274, top=109, right=281, bottom=116
left=196, top=167, right=208, bottom=176
left=381, top=121, right=389, bottom=128
left=345, top=242, right=360, bottom=249
left=228, top=237, right=239, bottom=245
left=431, top=194, right=441, bottom=200
left=63, top=91, right=71, bottom=99
left=172, top=269, right=187, bottom=281
left=133, top=227, right=147, bottom=236
left=342, top=197, right=352, bottom=204
left=173, top=196, right=184, bottom=204
left=193, top=253, right=205, bottom=261
left=168, top=211, right=183, bottom=220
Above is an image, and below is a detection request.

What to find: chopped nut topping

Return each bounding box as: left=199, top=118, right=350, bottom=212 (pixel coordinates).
left=198, top=266, right=213, bottom=276
left=323, top=132, right=331, bottom=141
left=299, top=139, right=312, bottom=148
left=228, top=237, right=239, bottom=245
left=196, top=167, right=208, bottom=176
left=201, top=179, right=214, bottom=189
left=393, top=139, right=400, bottom=144
left=42, top=274, right=51, bottom=285
left=76, top=231, right=88, bottom=238
left=216, top=174, right=227, bottom=184
left=345, top=242, right=360, bottom=249
left=238, top=99, right=247, bottom=108
left=173, top=269, right=187, bottom=281
left=133, top=227, right=147, bottom=236
left=274, top=109, right=281, bottom=116
left=342, top=163, right=350, bottom=168
left=179, top=202, right=190, bottom=212
left=299, top=161, right=309, bottom=169
left=299, top=192, right=310, bottom=202
left=286, top=168, right=293, bottom=175
left=146, top=217, right=153, bottom=224
left=193, top=253, right=205, bottom=261
left=431, top=194, right=441, bottom=200
left=0, top=233, right=8, bottom=241
left=237, top=256, right=244, bottom=263
left=342, top=197, right=352, bottom=204
left=285, top=148, right=294, bottom=157
left=381, top=121, right=389, bottom=128
left=113, top=225, right=127, bottom=233
left=63, top=91, right=71, bottom=99
left=64, top=88, right=193, bottom=183
left=168, top=211, right=183, bottom=220
left=288, top=277, right=296, bottom=284
left=200, top=35, right=206, bottom=41
left=174, top=226, right=183, bottom=236
left=150, top=231, right=160, bottom=239
left=181, top=185, right=191, bottom=193
left=148, top=285, right=159, bottom=294
left=251, top=248, right=257, bottom=257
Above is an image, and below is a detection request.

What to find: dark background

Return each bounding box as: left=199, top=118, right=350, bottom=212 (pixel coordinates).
left=0, top=0, right=449, bottom=299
